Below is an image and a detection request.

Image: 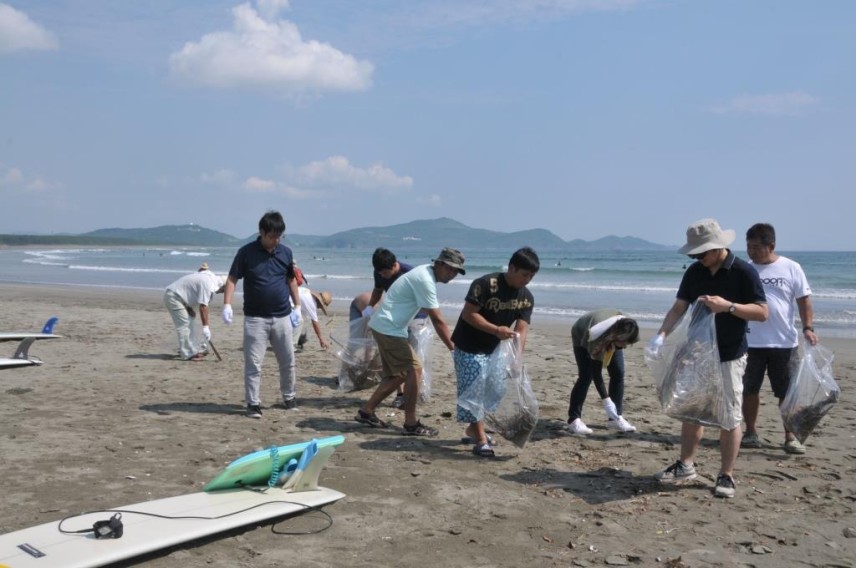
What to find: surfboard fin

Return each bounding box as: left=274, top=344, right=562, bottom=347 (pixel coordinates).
left=282, top=440, right=336, bottom=493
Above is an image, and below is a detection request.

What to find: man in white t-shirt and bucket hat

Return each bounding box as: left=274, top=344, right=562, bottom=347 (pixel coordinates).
left=646, top=218, right=767, bottom=499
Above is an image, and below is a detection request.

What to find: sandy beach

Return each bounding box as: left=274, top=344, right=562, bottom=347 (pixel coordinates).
left=1, top=282, right=854, bottom=568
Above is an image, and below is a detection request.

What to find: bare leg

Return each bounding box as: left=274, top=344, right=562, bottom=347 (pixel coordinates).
left=362, top=375, right=405, bottom=415
left=679, top=422, right=704, bottom=465
left=719, top=426, right=741, bottom=476
left=777, top=397, right=798, bottom=442
left=402, top=367, right=421, bottom=426
left=465, top=421, right=489, bottom=445
left=742, top=393, right=760, bottom=434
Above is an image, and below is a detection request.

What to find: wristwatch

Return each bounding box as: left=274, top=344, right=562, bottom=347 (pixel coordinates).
left=728, top=303, right=737, bottom=314
left=803, top=326, right=815, bottom=332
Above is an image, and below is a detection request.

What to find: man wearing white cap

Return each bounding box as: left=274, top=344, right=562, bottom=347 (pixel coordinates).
left=164, top=268, right=227, bottom=361
left=646, top=219, right=767, bottom=499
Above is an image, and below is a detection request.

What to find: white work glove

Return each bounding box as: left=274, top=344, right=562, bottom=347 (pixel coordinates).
left=290, top=309, right=303, bottom=328
left=222, top=304, right=233, bottom=325
left=361, top=306, right=374, bottom=318
left=202, top=326, right=211, bottom=341
left=645, top=334, right=664, bottom=358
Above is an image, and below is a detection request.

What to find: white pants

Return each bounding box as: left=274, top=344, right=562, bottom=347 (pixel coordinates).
left=164, top=290, right=198, bottom=360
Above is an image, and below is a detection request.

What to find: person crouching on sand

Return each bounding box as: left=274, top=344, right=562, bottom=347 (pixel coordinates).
left=567, top=310, right=640, bottom=435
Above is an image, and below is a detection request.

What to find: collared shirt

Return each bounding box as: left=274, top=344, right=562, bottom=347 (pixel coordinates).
left=676, top=249, right=766, bottom=361
left=228, top=237, right=295, bottom=318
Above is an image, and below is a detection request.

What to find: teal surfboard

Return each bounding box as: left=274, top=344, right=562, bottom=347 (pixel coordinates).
left=203, top=435, right=345, bottom=492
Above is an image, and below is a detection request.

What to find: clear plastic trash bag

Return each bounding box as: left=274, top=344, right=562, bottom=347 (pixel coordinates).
left=409, top=321, right=435, bottom=403
left=645, top=302, right=732, bottom=427
left=458, top=337, right=539, bottom=448
left=329, top=316, right=435, bottom=399
left=330, top=316, right=383, bottom=392
left=780, top=342, right=840, bottom=443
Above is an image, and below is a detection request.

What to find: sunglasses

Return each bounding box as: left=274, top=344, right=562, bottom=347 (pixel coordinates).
left=688, top=251, right=709, bottom=260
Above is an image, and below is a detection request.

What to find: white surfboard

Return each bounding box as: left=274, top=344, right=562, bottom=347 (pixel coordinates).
left=0, top=487, right=344, bottom=568
left=0, top=317, right=61, bottom=371
left=0, top=437, right=345, bottom=568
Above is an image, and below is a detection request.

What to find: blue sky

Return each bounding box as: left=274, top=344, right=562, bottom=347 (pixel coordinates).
left=1, top=1, right=853, bottom=250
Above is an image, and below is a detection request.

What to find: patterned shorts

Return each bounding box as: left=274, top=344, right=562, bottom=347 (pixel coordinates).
left=454, top=349, right=506, bottom=423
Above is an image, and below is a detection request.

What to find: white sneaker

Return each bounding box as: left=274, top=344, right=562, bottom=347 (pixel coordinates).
left=607, top=416, right=637, bottom=432
left=567, top=418, right=593, bottom=436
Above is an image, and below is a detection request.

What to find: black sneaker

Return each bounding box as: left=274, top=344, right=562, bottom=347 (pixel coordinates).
left=246, top=405, right=263, bottom=419
left=282, top=398, right=298, bottom=410
left=714, top=473, right=736, bottom=498
left=654, top=460, right=697, bottom=483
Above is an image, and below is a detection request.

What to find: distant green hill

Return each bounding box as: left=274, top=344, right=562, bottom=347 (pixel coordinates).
left=1, top=218, right=670, bottom=250
left=314, top=217, right=669, bottom=251
left=81, top=224, right=243, bottom=246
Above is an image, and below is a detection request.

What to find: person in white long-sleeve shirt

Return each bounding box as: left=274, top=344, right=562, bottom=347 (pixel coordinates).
left=291, top=287, right=332, bottom=350
left=164, top=268, right=226, bottom=361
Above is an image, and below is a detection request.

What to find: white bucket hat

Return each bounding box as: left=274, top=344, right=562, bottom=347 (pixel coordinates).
left=678, top=218, right=736, bottom=255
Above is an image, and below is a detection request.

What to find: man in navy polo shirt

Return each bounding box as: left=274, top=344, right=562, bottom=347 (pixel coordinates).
left=647, top=219, right=767, bottom=499
left=222, top=211, right=303, bottom=419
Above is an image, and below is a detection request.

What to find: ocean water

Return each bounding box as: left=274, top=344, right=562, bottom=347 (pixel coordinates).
left=2, top=246, right=855, bottom=338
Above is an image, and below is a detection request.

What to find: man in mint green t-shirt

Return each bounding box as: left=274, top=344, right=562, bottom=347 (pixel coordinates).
left=355, top=248, right=465, bottom=437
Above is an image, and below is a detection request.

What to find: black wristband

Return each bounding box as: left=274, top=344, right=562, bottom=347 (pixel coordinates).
left=803, top=326, right=814, bottom=332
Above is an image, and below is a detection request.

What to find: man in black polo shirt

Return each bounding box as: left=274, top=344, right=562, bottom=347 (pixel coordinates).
left=647, top=219, right=767, bottom=499
left=222, top=211, right=303, bottom=419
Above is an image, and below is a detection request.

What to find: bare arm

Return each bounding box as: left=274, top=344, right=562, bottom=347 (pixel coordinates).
left=797, top=295, right=818, bottom=345
left=199, top=304, right=209, bottom=326
left=368, top=287, right=384, bottom=308
left=698, top=295, right=768, bottom=322
left=656, top=298, right=691, bottom=338
left=311, top=319, right=328, bottom=349
left=288, top=277, right=301, bottom=309
left=423, top=307, right=454, bottom=351
left=460, top=302, right=517, bottom=341
left=223, top=276, right=238, bottom=306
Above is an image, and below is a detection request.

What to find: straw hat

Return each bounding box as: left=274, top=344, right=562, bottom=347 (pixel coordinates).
left=311, top=291, right=333, bottom=315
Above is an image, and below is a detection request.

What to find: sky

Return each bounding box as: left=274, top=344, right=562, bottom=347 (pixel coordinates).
left=1, top=1, right=854, bottom=250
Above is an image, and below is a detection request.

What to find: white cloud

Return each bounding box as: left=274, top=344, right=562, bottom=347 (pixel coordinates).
left=0, top=166, right=24, bottom=185
left=709, top=91, right=819, bottom=116
left=168, top=3, right=373, bottom=94
left=0, top=165, right=60, bottom=192
left=293, top=156, right=413, bottom=193
left=200, top=169, right=237, bottom=185
left=0, top=4, right=59, bottom=54
left=243, top=176, right=277, bottom=192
